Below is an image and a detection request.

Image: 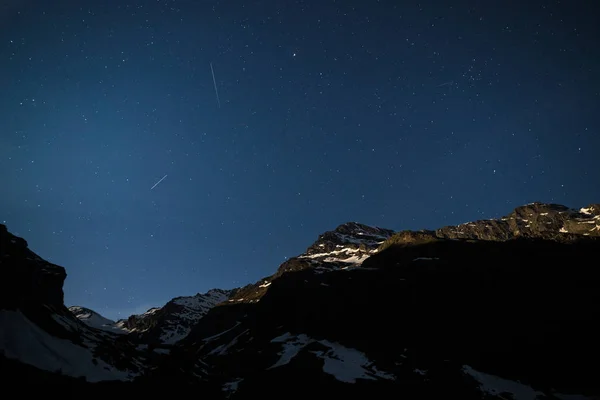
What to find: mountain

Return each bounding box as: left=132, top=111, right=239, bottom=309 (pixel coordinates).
left=224, top=222, right=394, bottom=304
left=69, top=289, right=233, bottom=345
left=68, top=306, right=129, bottom=335
left=2, top=203, right=600, bottom=399
left=0, top=224, right=152, bottom=384
left=120, top=289, right=233, bottom=345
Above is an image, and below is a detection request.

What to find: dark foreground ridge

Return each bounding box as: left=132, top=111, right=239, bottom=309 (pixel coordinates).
left=1, top=203, right=600, bottom=399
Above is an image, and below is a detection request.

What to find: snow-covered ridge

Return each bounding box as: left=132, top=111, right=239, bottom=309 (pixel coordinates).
left=68, top=306, right=129, bottom=335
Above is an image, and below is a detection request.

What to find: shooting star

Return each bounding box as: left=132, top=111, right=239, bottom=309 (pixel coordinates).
left=150, top=174, right=168, bottom=190
left=437, top=81, right=454, bottom=87
left=210, top=62, right=221, bottom=108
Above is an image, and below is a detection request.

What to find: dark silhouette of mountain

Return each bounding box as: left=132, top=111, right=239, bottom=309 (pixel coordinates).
left=1, top=202, right=599, bottom=399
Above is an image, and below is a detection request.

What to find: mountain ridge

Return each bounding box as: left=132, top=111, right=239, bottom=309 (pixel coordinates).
left=2, top=202, right=600, bottom=399
left=67, top=201, right=600, bottom=344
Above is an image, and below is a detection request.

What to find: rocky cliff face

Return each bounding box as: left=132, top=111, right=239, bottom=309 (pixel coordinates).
left=0, top=224, right=66, bottom=310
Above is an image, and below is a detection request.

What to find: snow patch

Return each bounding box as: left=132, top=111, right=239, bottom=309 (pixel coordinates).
left=259, top=281, right=272, bottom=288
left=269, top=333, right=395, bottom=383
left=223, top=378, right=243, bottom=394
left=317, top=339, right=396, bottom=383
left=463, top=365, right=543, bottom=400
left=268, top=333, right=312, bottom=368
left=303, top=247, right=361, bottom=259
left=553, top=394, right=598, bottom=400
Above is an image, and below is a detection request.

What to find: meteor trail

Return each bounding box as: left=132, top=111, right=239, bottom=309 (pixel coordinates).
left=150, top=174, right=168, bottom=190
left=210, top=62, right=221, bottom=108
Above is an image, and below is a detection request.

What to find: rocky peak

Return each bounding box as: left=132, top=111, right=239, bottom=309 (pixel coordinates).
left=303, top=222, right=394, bottom=260
left=227, top=223, right=395, bottom=305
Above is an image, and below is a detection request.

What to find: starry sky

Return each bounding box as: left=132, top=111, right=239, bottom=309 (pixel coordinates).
left=1, top=0, right=599, bottom=320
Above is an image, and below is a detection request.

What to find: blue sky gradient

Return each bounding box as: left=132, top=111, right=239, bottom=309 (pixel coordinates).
left=1, top=0, right=598, bottom=319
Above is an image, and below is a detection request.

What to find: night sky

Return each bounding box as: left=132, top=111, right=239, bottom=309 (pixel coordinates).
left=1, top=0, right=598, bottom=319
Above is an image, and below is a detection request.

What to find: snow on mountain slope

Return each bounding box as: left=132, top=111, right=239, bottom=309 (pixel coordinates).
left=293, top=222, right=395, bottom=274
left=123, top=289, right=233, bottom=344
left=68, top=306, right=129, bottom=335
left=159, top=289, right=231, bottom=344
left=268, top=332, right=396, bottom=383
left=300, top=222, right=394, bottom=267
left=462, top=365, right=598, bottom=400
left=0, top=309, right=135, bottom=382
